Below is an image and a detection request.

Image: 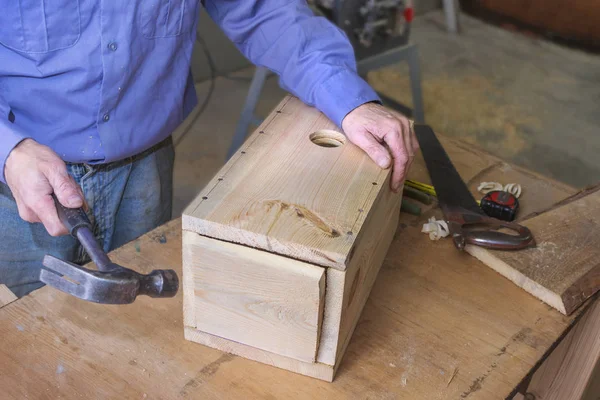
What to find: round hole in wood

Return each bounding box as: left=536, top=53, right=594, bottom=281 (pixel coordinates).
left=309, top=130, right=346, bottom=148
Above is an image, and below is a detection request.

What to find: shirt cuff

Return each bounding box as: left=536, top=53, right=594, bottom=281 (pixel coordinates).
left=0, top=120, right=29, bottom=184
left=313, top=68, right=381, bottom=128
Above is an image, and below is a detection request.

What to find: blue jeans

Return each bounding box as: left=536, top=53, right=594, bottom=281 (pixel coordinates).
left=0, top=137, right=174, bottom=297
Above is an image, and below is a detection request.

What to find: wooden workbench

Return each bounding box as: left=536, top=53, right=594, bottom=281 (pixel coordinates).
left=0, top=136, right=598, bottom=399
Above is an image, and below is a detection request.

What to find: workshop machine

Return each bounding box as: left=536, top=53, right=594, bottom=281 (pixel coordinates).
left=308, top=0, right=414, bottom=59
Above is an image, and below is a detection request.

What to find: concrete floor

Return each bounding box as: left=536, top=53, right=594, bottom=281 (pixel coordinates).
left=172, top=10, right=600, bottom=217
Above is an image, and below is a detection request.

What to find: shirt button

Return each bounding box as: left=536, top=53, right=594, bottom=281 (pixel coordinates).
left=108, top=42, right=118, bottom=51
left=102, top=113, right=110, bottom=122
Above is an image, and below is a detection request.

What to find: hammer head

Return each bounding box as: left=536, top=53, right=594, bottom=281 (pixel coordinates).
left=40, top=255, right=179, bottom=304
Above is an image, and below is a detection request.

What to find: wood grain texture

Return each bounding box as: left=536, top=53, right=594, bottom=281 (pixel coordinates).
left=0, top=285, right=17, bottom=309
left=184, top=327, right=335, bottom=382
left=466, top=187, right=600, bottom=315
left=183, top=231, right=326, bottom=363
left=1, top=139, right=597, bottom=399
left=317, top=174, right=402, bottom=365
left=182, top=96, right=389, bottom=271
left=525, top=297, right=600, bottom=400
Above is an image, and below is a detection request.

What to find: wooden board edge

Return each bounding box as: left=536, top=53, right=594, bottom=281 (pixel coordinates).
left=518, top=182, right=600, bottom=222
left=316, top=268, right=345, bottom=366
left=181, top=217, right=347, bottom=270
left=316, top=178, right=402, bottom=365
left=465, top=245, right=567, bottom=315
left=315, top=271, right=327, bottom=361
left=181, top=95, right=293, bottom=218
left=561, top=264, right=600, bottom=315
left=335, top=206, right=401, bottom=366
left=182, top=231, right=198, bottom=328
left=0, top=285, right=17, bottom=309
left=524, top=298, right=600, bottom=399
left=507, top=294, right=598, bottom=400
left=184, top=327, right=335, bottom=382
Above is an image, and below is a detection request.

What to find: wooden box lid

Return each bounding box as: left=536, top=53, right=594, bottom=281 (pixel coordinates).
left=182, top=96, right=391, bottom=271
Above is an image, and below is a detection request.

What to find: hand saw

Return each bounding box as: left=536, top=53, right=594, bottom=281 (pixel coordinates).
left=413, top=124, right=535, bottom=251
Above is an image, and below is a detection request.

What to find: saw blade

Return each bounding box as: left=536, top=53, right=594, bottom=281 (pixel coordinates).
left=413, top=124, right=482, bottom=215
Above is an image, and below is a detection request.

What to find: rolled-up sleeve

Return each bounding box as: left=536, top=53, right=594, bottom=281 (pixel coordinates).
left=204, top=0, right=380, bottom=127
left=0, top=98, right=28, bottom=184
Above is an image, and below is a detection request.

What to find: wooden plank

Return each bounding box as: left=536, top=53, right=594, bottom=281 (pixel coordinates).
left=182, top=96, right=389, bottom=271
left=0, top=285, right=17, bottom=309
left=184, top=327, right=335, bottom=382
left=183, top=231, right=326, bottom=363
left=466, top=187, right=600, bottom=315
left=525, top=297, right=600, bottom=400
left=465, top=161, right=575, bottom=220
left=317, top=174, right=402, bottom=365
left=409, top=137, right=574, bottom=218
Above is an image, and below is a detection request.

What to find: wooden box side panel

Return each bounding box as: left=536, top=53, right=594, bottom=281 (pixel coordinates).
left=184, top=327, right=335, bottom=382
left=317, top=180, right=402, bottom=365
left=335, top=202, right=401, bottom=364
left=183, top=231, right=326, bottom=363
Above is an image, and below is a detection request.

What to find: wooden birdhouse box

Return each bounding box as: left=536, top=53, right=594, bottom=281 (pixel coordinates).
left=182, top=95, right=402, bottom=381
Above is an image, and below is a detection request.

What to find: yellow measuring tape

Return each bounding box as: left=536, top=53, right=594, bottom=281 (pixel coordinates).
left=405, top=180, right=481, bottom=205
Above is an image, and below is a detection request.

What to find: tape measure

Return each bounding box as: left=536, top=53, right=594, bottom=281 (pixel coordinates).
left=480, top=190, right=519, bottom=221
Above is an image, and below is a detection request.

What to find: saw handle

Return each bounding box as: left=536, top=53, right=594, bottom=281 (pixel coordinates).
left=449, top=217, right=535, bottom=250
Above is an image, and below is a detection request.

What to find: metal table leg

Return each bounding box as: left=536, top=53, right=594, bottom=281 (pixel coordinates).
left=357, top=44, right=425, bottom=124
left=407, top=46, right=425, bottom=123
left=442, top=0, right=461, bottom=34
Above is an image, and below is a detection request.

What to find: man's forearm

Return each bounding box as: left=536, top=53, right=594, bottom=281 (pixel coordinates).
left=204, top=0, right=380, bottom=127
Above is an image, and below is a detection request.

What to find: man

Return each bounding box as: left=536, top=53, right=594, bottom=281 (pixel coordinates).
left=0, top=1, right=418, bottom=297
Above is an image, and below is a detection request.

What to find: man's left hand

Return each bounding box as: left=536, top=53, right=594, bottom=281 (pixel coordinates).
left=342, top=102, right=419, bottom=193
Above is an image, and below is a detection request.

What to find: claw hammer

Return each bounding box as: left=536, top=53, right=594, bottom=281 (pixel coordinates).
left=40, top=195, right=179, bottom=304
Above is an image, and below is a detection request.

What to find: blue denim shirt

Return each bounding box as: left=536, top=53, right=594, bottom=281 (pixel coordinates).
left=0, top=1, right=379, bottom=184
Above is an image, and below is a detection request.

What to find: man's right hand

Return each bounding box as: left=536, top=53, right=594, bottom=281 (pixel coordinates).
left=4, top=139, right=84, bottom=236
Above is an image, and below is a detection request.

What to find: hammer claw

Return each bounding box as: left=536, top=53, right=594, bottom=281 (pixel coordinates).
left=39, top=269, right=86, bottom=299
left=42, top=255, right=91, bottom=284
